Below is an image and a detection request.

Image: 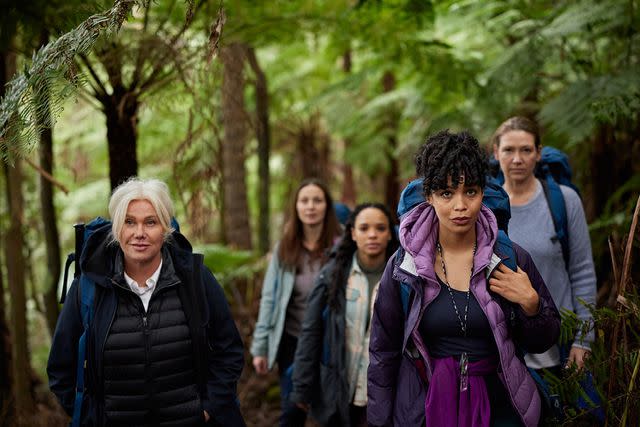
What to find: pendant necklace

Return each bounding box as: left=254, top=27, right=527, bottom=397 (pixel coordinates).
left=436, top=240, right=477, bottom=393
left=436, top=241, right=477, bottom=337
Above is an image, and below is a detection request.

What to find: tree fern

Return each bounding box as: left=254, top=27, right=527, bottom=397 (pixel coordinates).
left=0, top=0, right=140, bottom=161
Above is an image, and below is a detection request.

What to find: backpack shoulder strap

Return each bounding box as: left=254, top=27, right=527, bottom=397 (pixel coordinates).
left=181, top=254, right=208, bottom=397
left=393, top=248, right=413, bottom=317
left=72, top=274, right=95, bottom=427
left=486, top=230, right=518, bottom=279
left=539, top=176, right=570, bottom=268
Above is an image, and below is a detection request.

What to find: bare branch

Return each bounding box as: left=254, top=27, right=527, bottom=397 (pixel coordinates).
left=23, top=155, right=69, bottom=194
left=206, top=7, right=226, bottom=65
left=132, top=0, right=154, bottom=87
left=137, top=0, right=208, bottom=91
left=77, top=55, right=109, bottom=98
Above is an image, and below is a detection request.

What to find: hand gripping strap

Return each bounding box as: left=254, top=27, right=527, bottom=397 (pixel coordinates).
left=71, top=275, right=95, bottom=427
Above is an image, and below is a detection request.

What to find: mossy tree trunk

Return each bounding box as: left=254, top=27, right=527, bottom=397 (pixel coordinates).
left=220, top=42, right=252, bottom=250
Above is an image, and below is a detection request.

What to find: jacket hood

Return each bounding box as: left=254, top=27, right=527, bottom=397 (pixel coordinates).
left=80, top=220, right=195, bottom=285
left=398, top=202, right=499, bottom=279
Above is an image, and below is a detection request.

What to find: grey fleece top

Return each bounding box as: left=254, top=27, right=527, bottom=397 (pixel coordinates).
left=508, top=180, right=597, bottom=369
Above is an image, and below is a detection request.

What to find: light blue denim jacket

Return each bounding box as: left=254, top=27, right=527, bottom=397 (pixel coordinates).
left=250, top=242, right=296, bottom=369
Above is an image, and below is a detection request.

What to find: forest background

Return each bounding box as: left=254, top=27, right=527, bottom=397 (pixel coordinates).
left=0, top=0, right=639, bottom=426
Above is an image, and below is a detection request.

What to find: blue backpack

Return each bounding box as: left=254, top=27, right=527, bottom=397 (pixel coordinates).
left=60, top=217, right=110, bottom=427
left=490, top=146, right=577, bottom=269
left=60, top=217, right=181, bottom=427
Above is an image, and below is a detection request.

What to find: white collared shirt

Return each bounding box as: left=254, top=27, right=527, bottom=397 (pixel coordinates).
left=124, top=260, right=162, bottom=312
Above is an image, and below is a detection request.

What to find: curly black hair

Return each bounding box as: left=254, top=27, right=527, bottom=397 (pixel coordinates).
left=326, top=203, right=399, bottom=310
left=415, top=129, right=488, bottom=196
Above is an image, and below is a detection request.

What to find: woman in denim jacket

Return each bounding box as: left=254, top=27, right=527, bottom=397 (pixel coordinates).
left=251, top=178, right=341, bottom=426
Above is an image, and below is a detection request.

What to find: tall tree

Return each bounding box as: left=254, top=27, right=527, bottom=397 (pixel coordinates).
left=0, top=50, right=15, bottom=427
left=340, top=49, right=356, bottom=207
left=381, top=70, right=400, bottom=218
left=246, top=46, right=270, bottom=254
left=34, top=29, right=61, bottom=336
left=4, top=156, right=35, bottom=424
left=220, top=42, right=252, bottom=250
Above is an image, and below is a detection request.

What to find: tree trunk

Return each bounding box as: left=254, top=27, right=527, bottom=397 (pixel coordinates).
left=36, top=30, right=62, bottom=336
left=382, top=71, right=400, bottom=221
left=220, top=43, right=252, bottom=250
left=0, top=50, right=15, bottom=427
left=340, top=50, right=356, bottom=207
left=4, top=159, right=35, bottom=423
left=246, top=47, right=270, bottom=255
left=103, top=91, right=139, bottom=190
left=297, top=116, right=327, bottom=182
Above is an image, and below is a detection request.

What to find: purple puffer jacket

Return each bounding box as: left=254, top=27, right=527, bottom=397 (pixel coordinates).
left=367, top=203, right=560, bottom=427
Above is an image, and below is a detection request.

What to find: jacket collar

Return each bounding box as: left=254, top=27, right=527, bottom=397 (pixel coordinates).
left=81, top=224, right=195, bottom=287
left=398, top=202, right=499, bottom=280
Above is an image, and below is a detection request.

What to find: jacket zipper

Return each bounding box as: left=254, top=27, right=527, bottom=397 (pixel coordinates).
left=469, top=276, right=523, bottom=424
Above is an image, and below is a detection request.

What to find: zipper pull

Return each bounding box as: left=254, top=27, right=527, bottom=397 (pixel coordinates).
left=142, top=316, right=148, bottom=328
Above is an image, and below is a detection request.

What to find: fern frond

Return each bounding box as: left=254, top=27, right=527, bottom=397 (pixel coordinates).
left=0, top=0, right=141, bottom=162
left=541, top=0, right=626, bottom=39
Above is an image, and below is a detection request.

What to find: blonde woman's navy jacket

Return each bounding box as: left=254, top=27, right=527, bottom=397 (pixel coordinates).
left=47, top=224, right=245, bottom=427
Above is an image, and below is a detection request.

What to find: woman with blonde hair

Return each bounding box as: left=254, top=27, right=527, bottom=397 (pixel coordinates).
left=48, top=178, right=245, bottom=427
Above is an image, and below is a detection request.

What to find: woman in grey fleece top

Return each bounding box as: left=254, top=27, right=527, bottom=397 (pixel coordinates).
left=492, top=116, right=597, bottom=370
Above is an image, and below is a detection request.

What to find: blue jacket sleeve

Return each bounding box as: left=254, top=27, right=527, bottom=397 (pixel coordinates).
left=512, top=243, right=562, bottom=354
left=250, top=244, right=281, bottom=358
left=200, top=269, right=246, bottom=427
left=47, top=278, right=82, bottom=416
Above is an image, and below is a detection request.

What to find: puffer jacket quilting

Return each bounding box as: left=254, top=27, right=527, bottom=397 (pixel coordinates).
left=367, top=202, right=560, bottom=427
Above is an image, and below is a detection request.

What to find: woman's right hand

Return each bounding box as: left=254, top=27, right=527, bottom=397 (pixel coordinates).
left=252, top=356, right=268, bottom=375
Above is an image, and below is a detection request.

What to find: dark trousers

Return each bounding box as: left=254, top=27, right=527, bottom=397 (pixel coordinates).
left=326, top=404, right=367, bottom=427
left=485, top=374, right=525, bottom=427
left=277, top=333, right=307, bottom=427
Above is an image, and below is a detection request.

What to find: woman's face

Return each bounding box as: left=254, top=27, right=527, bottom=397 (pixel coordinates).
left=351, top=207, right=392, bottom=261
left=493, top=130, right=541, bottom=184
left=119, top=199, right=164, bottom=268
left=296, top=184, right=327, bottom=227
left=427, top=178, right=483, bottom=238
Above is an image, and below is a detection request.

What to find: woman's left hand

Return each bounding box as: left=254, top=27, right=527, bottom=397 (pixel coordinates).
left=567, top=346, right=590, bottom=370
left=488, top=264, right=540, bottom=316
left=204, top=410, right=210, bottom=422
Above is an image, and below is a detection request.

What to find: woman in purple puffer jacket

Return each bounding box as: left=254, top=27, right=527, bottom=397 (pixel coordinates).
left=367, top=130, right=560, bottom=427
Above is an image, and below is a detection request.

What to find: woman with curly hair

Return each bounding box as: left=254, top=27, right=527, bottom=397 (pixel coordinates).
left=251, top=178, right=341, bottom=427
left=367, top=130, right=560, bottom=427
left=290, top=203, right=399, bottom=427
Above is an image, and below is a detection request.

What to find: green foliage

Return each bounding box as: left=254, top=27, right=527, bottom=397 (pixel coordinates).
left=0, top=0, right=141, bottom=160
left=198, top=244, right=265, bottom=285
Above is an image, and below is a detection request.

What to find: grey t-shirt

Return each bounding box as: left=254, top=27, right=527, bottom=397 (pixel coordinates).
left=507, top=180, right=597, bottom=369
left=285, top=250, right=322, bottom=337
left=356, top=257, right=385, bottom=328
